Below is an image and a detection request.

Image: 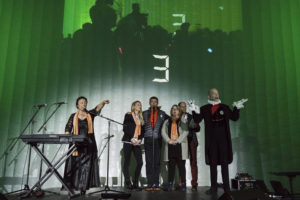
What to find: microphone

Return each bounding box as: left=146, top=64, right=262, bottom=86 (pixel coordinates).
left=54, top=101, right=67, bottom=105
left=33, top=104, right=47, bottom=108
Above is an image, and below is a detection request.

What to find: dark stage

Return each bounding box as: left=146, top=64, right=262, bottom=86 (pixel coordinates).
left=5, top=187, right=232, bottom=200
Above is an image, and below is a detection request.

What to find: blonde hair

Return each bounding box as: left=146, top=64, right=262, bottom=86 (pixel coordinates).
left=131, top=101, right=144, bottom=125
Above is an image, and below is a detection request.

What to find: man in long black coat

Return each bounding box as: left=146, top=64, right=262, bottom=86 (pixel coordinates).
left=189, top=88, right=247, bottom=195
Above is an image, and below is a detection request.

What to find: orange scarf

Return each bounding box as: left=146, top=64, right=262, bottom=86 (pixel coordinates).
left=171, top=121, right=178, bottom=141
left=132, top=113, right=141, bottom=138
left=150, top=109, right=158, bottom=128
left=72, top=111, right=93, bottom=156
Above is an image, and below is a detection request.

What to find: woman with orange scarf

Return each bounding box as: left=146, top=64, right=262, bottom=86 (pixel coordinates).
left=63, top=96, right=109, bottom=195
left=122, top=101, right=145, bottom=190
left=161, top=105, right=189, bottom=192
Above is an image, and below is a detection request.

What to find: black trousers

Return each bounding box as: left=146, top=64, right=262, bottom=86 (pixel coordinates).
left=144, top=137, right=162, bottom=186
left=168, top=158, right=186, bottom=184
left=122, top=143, right=143, bottom=185
left=210, top=164, right=230, bottom=191
left=209, top=127, right=230, bottom=191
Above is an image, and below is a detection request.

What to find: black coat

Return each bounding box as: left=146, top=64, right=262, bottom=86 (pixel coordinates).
left=193, top=104, right=239, bottom=165
left=122, top=113, right=145, bottom=142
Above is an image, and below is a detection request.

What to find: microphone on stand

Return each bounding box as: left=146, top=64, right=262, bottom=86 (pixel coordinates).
left=33, top=104, right=47, bottom=108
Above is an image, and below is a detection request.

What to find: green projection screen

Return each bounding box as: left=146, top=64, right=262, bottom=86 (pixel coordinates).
left=0, top=0, right=300, bottom=193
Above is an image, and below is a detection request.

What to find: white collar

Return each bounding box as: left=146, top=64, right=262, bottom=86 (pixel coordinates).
left=208, top=99, right=221, bottom=105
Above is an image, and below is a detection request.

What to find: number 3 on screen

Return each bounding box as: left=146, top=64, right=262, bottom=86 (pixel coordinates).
left=152, top=55, right=169, bottom=83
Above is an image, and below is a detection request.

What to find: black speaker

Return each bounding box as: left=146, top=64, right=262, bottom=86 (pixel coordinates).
left=218, top=189, right=271, bottom=200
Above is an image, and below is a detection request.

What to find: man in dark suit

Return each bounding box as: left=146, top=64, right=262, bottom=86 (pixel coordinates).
left=188, top=88, right=247, bottom=195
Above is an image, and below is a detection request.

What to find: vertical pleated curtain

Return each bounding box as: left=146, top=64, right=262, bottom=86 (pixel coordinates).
left=0, top=0, right=299, bottom=192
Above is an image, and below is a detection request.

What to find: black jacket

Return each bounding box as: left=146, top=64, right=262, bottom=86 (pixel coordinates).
left=122, top=113, right=145, bottom=142
left=193, top=104, right=239, bottom=165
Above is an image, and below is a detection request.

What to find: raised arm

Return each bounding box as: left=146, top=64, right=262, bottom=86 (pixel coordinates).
left=192, top=109, right=204, bottom=124
left=225, top=105, right=239, bottom=121
left=95, top=100, right=110, bottom=113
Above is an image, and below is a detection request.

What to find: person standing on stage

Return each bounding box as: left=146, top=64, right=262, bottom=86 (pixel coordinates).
left=188, top=88, right=247, bottom=195
left=143, top=96, right=168, bottom=191
left=162, top=105, right=189, bottom=192
left=63, top=96, right=110, bottom=195
left=178, top=102, right=200, bottom=191
left=122, top=101, right=145, bottom=190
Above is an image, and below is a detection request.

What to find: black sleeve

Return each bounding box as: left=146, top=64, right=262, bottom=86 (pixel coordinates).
left=225, top=105, right=239, bottom=121
left=65, top=114, right=74, bottom=133
left=138, top=125, right=145, bottom=140
left=123, top=114, right=132, bottom=139
left=89, top=107, right=100, bottom=120
left=192, top=107, right=204, bottom=124
left=164, top=112, right=170, bottom=120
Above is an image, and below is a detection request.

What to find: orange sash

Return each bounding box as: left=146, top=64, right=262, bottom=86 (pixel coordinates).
left=132, top=113, right=141, bottom=138
left=150, top=109, right=158, bottom=128
left=72, top=111, right=93, bottom=156
left=171, top=121, right=178, bottom=141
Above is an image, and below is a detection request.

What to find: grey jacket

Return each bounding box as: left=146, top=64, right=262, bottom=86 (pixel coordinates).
left=143, top=108, right=168, bottom=139
left=161, top=116, right=189, bottom=161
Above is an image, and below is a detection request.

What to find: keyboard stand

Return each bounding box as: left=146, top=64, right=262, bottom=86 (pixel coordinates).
left=21, top=143, right=79, bottom=199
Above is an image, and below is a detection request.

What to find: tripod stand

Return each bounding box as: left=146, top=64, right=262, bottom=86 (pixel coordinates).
left=90, top=115, right=130, bottom=199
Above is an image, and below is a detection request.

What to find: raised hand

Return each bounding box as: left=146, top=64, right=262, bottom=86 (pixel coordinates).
left=187, top=100, right=199, bottom=112
left=232, top=98, right=248, bottom=109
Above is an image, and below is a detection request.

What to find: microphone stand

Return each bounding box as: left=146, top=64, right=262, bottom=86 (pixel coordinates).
left=1, top=106, right=44, bottom=195
left=90, top=115, right=130, bottom=198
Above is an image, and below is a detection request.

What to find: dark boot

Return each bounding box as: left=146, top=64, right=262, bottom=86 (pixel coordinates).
left=167, top=182, right=174, bottom=192
left=125, top=180, right=133, bottom=190
left=133, top=181, right=142, bottom=191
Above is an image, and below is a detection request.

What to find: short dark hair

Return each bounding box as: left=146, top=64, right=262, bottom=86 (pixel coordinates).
left=149, top=96, right=158, bottom=103
left=178, top=102, right=186, bottom=106
left=76, top=96, right=88, bottom=108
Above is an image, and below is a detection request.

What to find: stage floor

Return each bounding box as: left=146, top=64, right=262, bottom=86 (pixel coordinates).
left=5, top=186, right=226, bottom=200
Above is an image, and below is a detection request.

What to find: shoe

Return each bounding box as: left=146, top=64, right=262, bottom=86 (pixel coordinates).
left=133, top=183, right=142, bottom=191
left=205, top=188, right=217, bottom=195
left=181, top=182, right=186, bottom=192
left=167, top=182, right=174, bottom=192
left=144, top=186, right=153, bottom=191
left=191, top=186, right=197, bottom=191
left=153, top=185, right=161, bottom=191
left=80, top=190, right=86, bottom=195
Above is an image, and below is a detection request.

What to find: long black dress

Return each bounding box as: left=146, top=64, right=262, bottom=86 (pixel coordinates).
left=63, top=109, right=100, bottom=191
